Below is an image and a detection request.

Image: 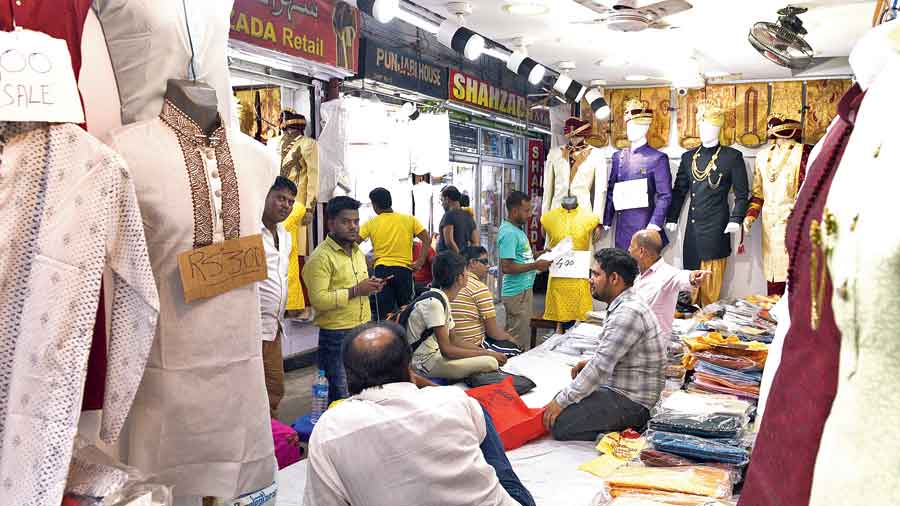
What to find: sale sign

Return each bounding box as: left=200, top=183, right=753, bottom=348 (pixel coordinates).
left=230, top=0, right=361, bottom=72
left=526, top=139, right=545, bottom=251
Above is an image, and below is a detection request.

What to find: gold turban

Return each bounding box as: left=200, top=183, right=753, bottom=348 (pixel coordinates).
left=624, top=98, right=653, bottom=125
left=696, top=99, right=725, bottom=127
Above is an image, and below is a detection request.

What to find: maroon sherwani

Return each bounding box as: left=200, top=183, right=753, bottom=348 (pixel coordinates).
left=739, top=83, right=865, bottom=506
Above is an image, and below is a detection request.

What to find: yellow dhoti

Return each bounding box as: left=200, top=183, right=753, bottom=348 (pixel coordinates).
left=693, top=258, right=727, bottom=307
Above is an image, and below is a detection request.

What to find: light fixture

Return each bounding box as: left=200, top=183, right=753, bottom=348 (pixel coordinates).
left=502, top=1, right=550, bottom=16
left=624, top=74, right=649, bottom=81
left=400, top=102, right=420, bottom=120
left=483, top=47, right=511, bottom=62
left=583, top=88, right=610, bottom=120
left=552, top=74, right=586, bottom=103
left=395, top=9, right=440, bottom=33
left=354, top=0, right=399, bottom=23
left=507, top=51, right=546, bottom=85
left=437, top=20, right=485, bottom=61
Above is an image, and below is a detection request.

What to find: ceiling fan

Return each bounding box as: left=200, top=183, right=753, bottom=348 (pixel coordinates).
left=748, top=5, right=815, bottom=70
left=571, top=0, right=694, bottom=32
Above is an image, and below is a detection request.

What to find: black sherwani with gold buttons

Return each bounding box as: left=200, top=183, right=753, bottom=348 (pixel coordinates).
left=668, top=144, right=750, bottom=270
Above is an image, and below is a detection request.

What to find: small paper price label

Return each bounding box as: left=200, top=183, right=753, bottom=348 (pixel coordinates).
left=227, top=482, right=277, bottom=506
left=0, top=29, right=84, bottom=123
left=177, top=234, right=268, bottom=303
left=549, top=250, right=591, bottom=279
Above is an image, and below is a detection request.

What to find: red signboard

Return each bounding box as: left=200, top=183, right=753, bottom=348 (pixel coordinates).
left=230, top=0, right=361, bottom=72
left=526, top=139, right=545, bottom=250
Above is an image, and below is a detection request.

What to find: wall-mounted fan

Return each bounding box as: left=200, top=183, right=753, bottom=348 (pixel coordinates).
left=571, top=0, right=693, bottom=32
left=749, top=6, right=815, bottom=70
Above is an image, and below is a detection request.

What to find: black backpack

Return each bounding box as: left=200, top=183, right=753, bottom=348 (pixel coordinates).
left=386, top=290, right=448, bottom=352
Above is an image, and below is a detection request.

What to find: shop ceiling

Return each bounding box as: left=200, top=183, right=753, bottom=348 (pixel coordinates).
left=406, top=0, right=875, bottom=86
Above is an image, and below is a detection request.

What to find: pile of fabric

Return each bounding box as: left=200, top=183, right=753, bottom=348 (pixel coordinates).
left=681, top=332, right=768, bottom=399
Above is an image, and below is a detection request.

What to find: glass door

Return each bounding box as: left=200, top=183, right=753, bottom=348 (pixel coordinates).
left=479, top=162, right=524, bottom=298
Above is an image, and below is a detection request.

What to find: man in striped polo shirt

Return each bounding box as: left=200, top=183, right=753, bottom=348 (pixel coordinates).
left=452, top=246, right=523, bottom=357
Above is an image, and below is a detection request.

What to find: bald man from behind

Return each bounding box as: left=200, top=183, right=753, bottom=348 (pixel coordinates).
left=627, top=230, right=710, bottom=339
left=303, top=321, right=535, bottom=506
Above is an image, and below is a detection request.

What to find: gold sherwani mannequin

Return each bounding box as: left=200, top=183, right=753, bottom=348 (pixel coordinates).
left=268, top=111, right=319, bottom=312
left=542, top=118, right=606, bottom=218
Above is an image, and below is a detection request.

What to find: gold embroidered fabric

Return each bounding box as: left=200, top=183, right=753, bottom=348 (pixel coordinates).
left=580, top=97, right=610, bottom=147
left=736, top=83, right=770, bottom=147
left=610, top=88, right=642, bottom=149
left=641, top=87, right=671, bottom=149
left=804, top=79, right=852, bottom=145
left=676, top=89, right=705, bottom=149
left=160, top=99, right=241, bottom=248
left=704, top=84, right=736, bottom=146
left=770, top=81, right=804, bottom=123
left=235, top=89, right=258, bottom=138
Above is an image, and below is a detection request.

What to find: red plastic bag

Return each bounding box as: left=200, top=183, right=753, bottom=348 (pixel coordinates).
left=271, top=418, right=302, bottom=469
left=466, top=376, right=547, bottom=451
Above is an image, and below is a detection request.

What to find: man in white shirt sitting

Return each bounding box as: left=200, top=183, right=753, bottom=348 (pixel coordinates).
left=628, top=230, right=709, bottom=339
left=260, top=176, right=296, bottom=417
left=304, top=321, right=535, bottom=506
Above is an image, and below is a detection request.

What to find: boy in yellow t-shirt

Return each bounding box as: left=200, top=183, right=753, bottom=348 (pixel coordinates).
left=360, top=187, right=432, bottom=319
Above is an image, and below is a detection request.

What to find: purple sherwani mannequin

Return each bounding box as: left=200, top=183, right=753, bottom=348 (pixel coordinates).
left=603, top=144, right=672, bottom=250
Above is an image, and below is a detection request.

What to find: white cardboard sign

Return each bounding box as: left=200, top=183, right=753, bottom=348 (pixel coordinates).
left=550, top=250, right=591, bottom=279
left=612, top=177, right=649, bottom=211
left=0, top=29, right=84, bottom=124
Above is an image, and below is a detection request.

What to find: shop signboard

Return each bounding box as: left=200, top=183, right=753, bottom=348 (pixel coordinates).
left=360, top=39, right=448, bottom=99
left=230, top=0, right=361, bottom=73
left=449, top=68, right=550, bottom=128
left=526, top=139, right=545, bottom=250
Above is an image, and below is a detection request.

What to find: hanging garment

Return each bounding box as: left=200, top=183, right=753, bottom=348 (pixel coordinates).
left=0, top=123, right=159, bottom=506
left=0, top=1, right=91, bottom=80
left=735, top=83, right=770, bottom=148
left=603, top=144, right=672, bottom=250
left=105, top=101, right=277, bottom=498
left=809, top=46, right=900, bottom=506
left=270, top=131, right=319, bottom=255
left=92, top=0, right=235, bottom=126
left=738, top=84, right=863, bottom=506
left=668, top=145, right=749, bottom=270
left=542, top=145, right=607, bottom=218
left=541, top=207, right=600, bottom=322
left=412, top=182, right=434, bottom=233
left=282, top=204, right=307, bottom=311
left=410, top=113, right=450, bottom=177
left=745, top=141, right=812, bottom=284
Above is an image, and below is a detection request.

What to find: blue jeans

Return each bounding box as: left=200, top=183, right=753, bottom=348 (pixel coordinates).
left=317, top=328, right=351, bottom=404
left=480, top=407, right=536, bottom=506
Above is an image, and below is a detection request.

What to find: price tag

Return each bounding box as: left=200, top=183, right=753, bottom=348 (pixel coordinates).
left=0, top=29, right=84, bottom=123
left=227, top=482, right=277, bottom=506
left=549, top=250, right=591, bottom=279
left=612, top=177, right=649, bottom=211
left=177, top=234, right=268, bottom=303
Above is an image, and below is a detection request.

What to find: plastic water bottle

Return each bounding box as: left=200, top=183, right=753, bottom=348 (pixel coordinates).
left=310, top=370, right=329, bottom=424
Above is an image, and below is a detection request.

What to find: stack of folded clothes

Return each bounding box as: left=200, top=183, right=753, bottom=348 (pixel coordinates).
left=601, top=491, right=736, bottom=506
left=602, top=466, right=734, bottom=500
left=682, top=344, right=765, bottom=400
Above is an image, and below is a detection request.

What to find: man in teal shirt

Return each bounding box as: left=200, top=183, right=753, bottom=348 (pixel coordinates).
left=498, top=191, right=551, bottom=349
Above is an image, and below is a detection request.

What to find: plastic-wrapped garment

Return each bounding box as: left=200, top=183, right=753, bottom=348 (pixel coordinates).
left=639, top=450, right=742, bottom=485
left=595, top=491, right=736, bottom=506
left=648, top=412, right=745, bottom=439
left=690, top=352, right=760, bottom=371
left=646, top=431, right=750, bottom=466
left=410, top=113, right=450, bottom=177
left=654, top=391, right=753, bottom=418
left=690, top=375, right=760, bottom=399
left=603, top=465, right=733, bottom=499
left=695, top=362, right=763, bottom=384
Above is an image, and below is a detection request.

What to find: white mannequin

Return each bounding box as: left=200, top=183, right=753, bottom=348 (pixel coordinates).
left=665, top=119, right=741, bottom=234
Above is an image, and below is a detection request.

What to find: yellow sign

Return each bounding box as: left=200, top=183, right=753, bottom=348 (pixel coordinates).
left=177, top=234, right=268, bottom=303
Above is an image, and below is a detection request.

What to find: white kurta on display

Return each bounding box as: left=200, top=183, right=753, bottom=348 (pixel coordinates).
left=542, top=146, right=607, bottom=218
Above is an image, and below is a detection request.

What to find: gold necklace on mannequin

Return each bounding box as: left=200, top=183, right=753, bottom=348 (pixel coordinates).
left=765, top=142, right=797, bottom=183
left=691, top=146, right=722, bottom=186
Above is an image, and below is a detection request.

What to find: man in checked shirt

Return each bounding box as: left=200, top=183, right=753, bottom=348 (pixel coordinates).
left=542, top=248, right=666, bottom=441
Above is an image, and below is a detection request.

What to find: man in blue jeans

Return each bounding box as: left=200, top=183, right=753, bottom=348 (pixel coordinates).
left=302, top=196, right=387, bottom=402
left=304, top=321, right=535, bottom=506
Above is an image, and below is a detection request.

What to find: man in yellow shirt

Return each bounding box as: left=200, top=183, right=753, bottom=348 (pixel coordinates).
left=360, top=187, right=431, bottom=320
left=303, top=196, right=387, bottom=402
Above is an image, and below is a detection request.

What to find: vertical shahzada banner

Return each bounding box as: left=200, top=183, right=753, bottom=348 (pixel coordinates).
left=526, top=139, right=546, bottom=251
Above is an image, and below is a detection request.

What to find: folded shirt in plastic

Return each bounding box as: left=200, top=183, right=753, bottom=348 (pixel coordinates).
left=648, top=413, right=745, bottom=439
left=647, top=431, right=750, bottom=466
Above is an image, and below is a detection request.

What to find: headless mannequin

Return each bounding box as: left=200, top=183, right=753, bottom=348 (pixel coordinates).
left=164, top=79, right=219, bottom=134
left=561, top=194, right=579, bottom=210
left=665, top=121, right=740, bottom=235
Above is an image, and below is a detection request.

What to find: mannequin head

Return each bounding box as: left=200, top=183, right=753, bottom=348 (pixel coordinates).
left=696, top=99, right=725, bottom=148
left=563, top=117, right=591, bottom=146
left=623, top=98, right=653, bottom=146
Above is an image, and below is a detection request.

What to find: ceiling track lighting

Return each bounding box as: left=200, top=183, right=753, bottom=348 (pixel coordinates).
left=353, top=0, right=399, bottom=23
left=507, top=51, right=546, bottom=85
left=552, top=74, right=586, bottom=104
left=583, top=88, right=610, bottom=120
left=437, top=20, right=485, bottom=61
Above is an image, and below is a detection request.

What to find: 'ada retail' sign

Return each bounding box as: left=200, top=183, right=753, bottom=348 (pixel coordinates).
left=0, top=30, right=84, bottom=124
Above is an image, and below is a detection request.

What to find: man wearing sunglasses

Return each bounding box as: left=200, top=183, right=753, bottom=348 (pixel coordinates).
left=542, top=248, right=665, bottom=441
left=451, top=246, right=523, bottom=359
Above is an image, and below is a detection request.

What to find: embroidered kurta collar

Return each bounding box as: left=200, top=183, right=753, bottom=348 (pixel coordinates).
left=160, top=99, right=241, bottom=248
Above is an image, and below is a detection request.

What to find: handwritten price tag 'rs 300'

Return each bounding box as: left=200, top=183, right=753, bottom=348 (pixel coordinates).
left=177, top=235, right=268, bottom=303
